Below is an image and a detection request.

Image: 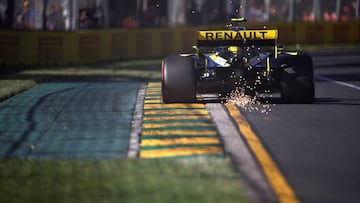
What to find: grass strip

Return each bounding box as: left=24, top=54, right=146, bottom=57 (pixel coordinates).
left=0, top=79, right=36, bottom=101
left=0, top=158, right=248, bottom=203
left=0, top=59, right=162, bottom=101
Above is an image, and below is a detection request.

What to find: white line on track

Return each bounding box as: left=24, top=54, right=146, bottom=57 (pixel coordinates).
left=316, top=75, right=360, bottom=91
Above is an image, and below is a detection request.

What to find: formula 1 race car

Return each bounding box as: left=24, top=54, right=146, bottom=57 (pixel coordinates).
left=161, top=18, right=314, bottom=104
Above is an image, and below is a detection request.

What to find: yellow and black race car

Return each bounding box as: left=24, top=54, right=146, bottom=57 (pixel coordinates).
left=161, top=18, right=314, bottom=104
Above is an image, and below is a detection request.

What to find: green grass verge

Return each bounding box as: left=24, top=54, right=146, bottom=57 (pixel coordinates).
left=0, top=158, right=248, bottom=203
left=0, top=79, right=36, bottom=100
left=17, top=59, right=162, bottom=80
left=0, top=59, right=162, bottom=101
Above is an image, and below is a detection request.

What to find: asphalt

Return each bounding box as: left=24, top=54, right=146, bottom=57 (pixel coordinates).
left=0, top=82, right=140, bottom=159
left=238, top=50, right=360, bottom=203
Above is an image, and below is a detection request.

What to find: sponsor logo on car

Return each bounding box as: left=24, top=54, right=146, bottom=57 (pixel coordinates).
left=198, top=30, right=278, bottom=41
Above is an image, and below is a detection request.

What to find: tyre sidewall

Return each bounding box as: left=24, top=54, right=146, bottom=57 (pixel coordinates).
left=162, top=54, right=196, bottom=103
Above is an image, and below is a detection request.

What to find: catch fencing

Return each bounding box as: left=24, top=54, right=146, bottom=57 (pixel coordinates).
left=0, top=20, right=359, bottom=66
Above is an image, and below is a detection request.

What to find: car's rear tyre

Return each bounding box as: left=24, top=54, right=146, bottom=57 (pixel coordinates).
left=162, top=54, right=196, bottom=103
left=280, top=54, right=315, bottom=104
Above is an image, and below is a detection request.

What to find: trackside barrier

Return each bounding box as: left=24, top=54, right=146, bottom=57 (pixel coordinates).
left=0, top=21, right=359, bottom=66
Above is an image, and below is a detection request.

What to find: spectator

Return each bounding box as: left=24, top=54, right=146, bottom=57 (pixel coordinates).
left=142, top=4, right=157, bottom=27
left=46, top=5, right=58, bottom=31
left=54, top=4, right=65, bottom=29
left=302, top=11, right=314, bottom=21
left=15, top=1, right=33, bottom=29
left=46, top=5, right=64, bottom=30
left=340, top=5, right=353, bottom=21
left=122, top=15, right=139, bottom=28
left=79, top=9, right=91, bottom=30
left=270, top=0, right=289, bottom=22
left=323, top=10, right=337, bottom=22
left=168, top=0, right=186, bottom=27
left=247, top=0, right=266, bottom=22
left=93, top=7, right=104, bottom=28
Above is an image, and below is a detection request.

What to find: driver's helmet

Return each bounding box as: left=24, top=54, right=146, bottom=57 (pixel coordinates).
left=228, top=46, right=239, bottom=55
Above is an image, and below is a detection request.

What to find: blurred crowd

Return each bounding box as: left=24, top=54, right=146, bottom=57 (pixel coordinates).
left=106, top=0, right=360, bottom=28
left=0, top=0, right=359, bottom=30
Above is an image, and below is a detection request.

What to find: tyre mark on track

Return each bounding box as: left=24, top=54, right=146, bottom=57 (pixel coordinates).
left=140, top=82, right=224, bottom=159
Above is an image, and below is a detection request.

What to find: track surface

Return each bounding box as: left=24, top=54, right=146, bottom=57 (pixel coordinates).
left=238, top=50, right=360, bottom=203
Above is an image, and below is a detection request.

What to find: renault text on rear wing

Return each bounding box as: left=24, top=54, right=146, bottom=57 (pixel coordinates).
left=197, top=30, right=278, bottom=47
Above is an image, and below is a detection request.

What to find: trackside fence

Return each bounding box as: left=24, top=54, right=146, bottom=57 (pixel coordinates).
left=0, top=21, right=359, bottom=66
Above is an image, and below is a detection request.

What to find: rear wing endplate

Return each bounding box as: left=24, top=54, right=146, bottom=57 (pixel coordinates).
left=197, top=30, right=278, bottom=47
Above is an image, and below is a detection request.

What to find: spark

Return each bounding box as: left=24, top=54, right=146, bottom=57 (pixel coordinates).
left=222, top=47, right=274, bottom=115
left=224, top=87, right=273, bottom=114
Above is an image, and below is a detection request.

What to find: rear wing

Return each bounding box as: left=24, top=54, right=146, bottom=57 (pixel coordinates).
left=197, top=30, right=278, bottom=47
